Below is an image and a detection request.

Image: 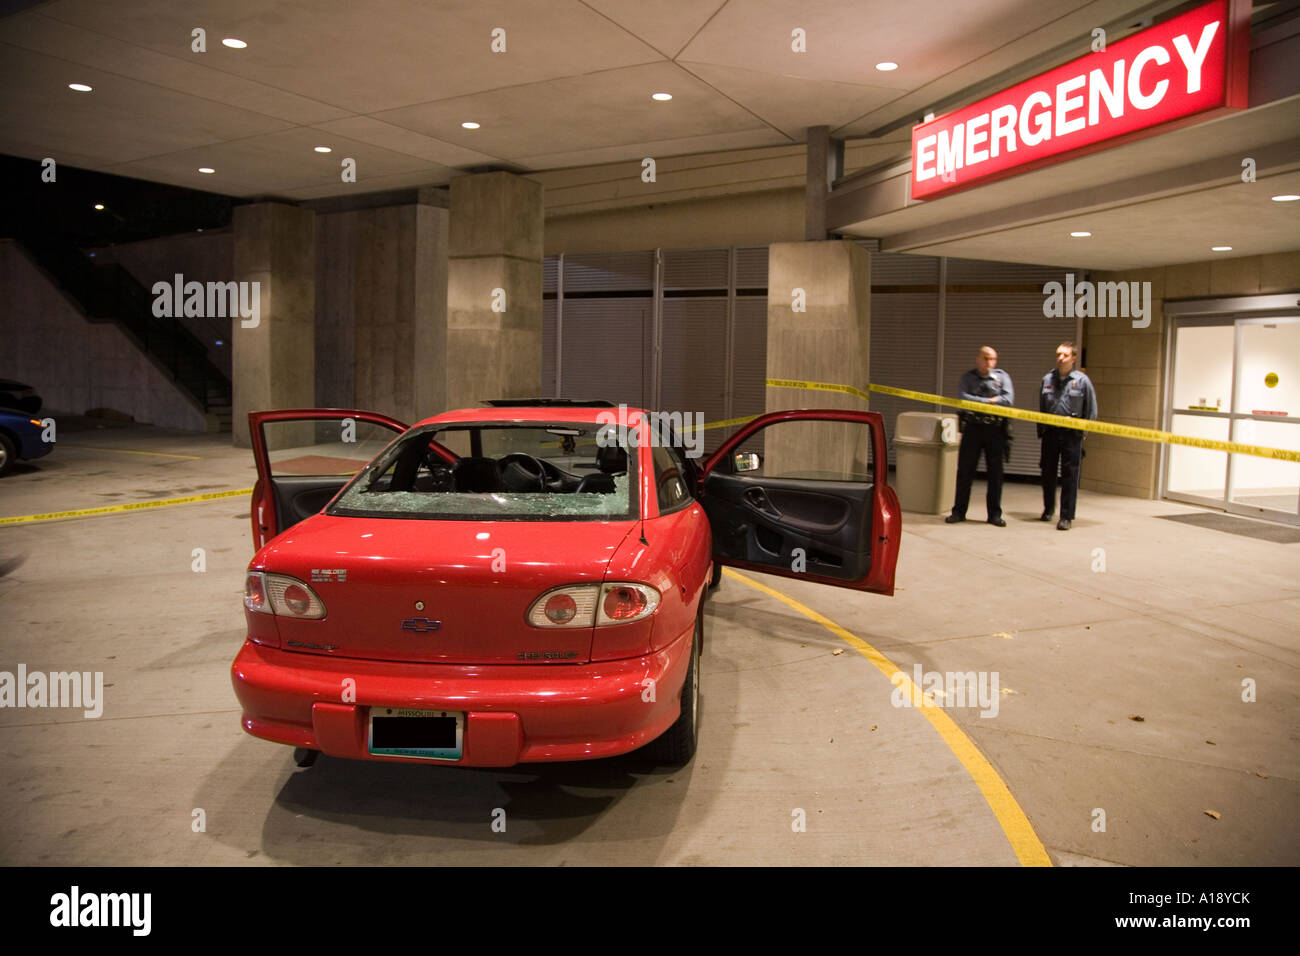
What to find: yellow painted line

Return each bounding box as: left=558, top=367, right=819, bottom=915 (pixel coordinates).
left=57, top=444, right=202, bottom=460
left=0, top=488, right=254, bottom=526
left=723, top=567, right=1053, bottom=867
left=766, top=377, right=1300, bottom=463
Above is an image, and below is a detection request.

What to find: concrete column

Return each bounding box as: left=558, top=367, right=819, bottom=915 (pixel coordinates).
left=447, top=171, right=543, bottom=411
left=232, top=202, right=316, bottom=447
left=765, top=239, right=871, bottom=476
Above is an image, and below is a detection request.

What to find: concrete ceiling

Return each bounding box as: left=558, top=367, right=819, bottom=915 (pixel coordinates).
left=0, top=0, right=1176, bottom=199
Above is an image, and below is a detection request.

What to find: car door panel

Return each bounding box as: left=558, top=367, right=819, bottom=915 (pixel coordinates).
left=249, top=408, right=410, bottom=548
left=699, top=409, right=900, bottom=595
left=705, top=474, right=872, bottom=581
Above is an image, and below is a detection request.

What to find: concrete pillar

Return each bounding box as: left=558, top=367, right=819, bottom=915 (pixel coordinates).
left=765, top=239, right=871, bottom=476
left=447, top=171, right=543, bottom=411
left=232, top=202, right=316, bottom=447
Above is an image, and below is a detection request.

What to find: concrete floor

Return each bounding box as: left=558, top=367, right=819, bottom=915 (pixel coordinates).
left=0, top=419, right=1296, bottom=866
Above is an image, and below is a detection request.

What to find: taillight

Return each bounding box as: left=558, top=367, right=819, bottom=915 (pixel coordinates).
left=244, top=572, right=327, bottom=619
left=602, top=585, right=646, bottom=621
left=596, top=583, right=659, bottom=625
left=527, top=585, right=598, bottom=628
left=527, top=582, right=660, bottom=627
left=244, top=573, right=268, bottom=614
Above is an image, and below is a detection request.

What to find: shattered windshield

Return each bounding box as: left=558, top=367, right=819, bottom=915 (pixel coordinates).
left=330, top=422, right=637, bottom=521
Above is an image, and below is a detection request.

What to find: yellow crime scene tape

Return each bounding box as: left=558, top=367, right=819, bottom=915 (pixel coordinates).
left=0, top=487, right=254, bottom=526
left=7, top=378, right=1295, bottom=527
left=760, top=378, right=1300, bottom=464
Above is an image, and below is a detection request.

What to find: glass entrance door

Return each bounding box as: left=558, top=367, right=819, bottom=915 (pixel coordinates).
left=1165, top=316, right=1300, bottom=525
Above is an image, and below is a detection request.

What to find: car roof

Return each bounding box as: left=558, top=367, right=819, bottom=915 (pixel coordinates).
left=412, top=405, right=650, bottom=427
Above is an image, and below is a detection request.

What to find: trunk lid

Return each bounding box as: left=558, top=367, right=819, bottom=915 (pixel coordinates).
left=255, top=513, right=635, bottom=665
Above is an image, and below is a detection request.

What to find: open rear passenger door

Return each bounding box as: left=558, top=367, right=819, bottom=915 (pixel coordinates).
left=248, top=409, right=409, bottom=548
left=698, top=409, right=900, bottom=595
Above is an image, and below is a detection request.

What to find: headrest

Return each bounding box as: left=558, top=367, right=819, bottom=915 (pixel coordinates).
left=596, top=443, right=627, bottom=474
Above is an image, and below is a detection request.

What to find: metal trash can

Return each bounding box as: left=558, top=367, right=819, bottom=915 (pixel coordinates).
left=894, top=412, right=960, bottom=514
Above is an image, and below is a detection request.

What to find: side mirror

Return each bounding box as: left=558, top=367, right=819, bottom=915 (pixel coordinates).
left=733, top=452, right=761, bottom=473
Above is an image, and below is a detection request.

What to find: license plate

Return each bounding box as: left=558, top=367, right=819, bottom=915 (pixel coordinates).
left=368, top=707, right=463, bottom=760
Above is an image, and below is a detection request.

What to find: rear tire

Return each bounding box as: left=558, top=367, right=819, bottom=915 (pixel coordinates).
left=709, top=562, right=722, bottom=590
left=0, top=433, right=15, bottom=477
left=648, top=606, right=702, bottom=765
left=293, top=747, right=319, bottom=768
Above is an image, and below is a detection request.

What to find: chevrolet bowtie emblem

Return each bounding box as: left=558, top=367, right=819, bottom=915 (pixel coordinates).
left=401, top=617, right=442, bottom=633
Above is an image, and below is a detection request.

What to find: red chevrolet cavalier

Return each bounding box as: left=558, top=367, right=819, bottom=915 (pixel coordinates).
left=231, top=401, right=900, bottom=768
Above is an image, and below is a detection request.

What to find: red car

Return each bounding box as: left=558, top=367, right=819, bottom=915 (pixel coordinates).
left=231, top=401, right=900, bottom=768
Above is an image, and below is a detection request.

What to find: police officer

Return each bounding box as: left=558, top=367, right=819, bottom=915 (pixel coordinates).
left=1039, top=341, right=1098, bottom=530
left=947, top=346, right=1014, bottom=526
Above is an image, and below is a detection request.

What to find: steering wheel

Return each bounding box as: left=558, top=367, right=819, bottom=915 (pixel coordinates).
left=497, top=453, right=548, bottom=491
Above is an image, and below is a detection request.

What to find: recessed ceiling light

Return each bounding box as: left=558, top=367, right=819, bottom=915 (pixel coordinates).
left=222, top=38, right=247, bottom=49
left=68, top=83, right=92, bottom=92
left=651, top=92, right=673, bottom=101
left=1271, top=194, right=1299, bottom=202
left=1070, top=231, right=1091, bottom=237
left=314, top=146, right=332, bottom=153
left=1211, top=245, right=1232, bottom=251
left=875, top=62, right=899, bottom=71
left=462, top=121, right=480, bottom=129
left=198, top=167, right=215, bottom=174
left=93, top=203, right=104, bottom=210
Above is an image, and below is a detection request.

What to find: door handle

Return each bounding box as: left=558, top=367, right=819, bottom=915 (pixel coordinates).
left=744, top=487, right=781, bottom=518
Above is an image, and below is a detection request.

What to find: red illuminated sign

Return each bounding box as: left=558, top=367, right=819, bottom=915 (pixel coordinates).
left=910, top=0, right=1249, bottom=200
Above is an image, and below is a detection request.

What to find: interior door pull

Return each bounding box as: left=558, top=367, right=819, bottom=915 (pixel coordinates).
left=744, top=487, right=781, bottom=517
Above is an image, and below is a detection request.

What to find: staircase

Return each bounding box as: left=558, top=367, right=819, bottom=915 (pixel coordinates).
left=19, top=237, right=233, bottom=431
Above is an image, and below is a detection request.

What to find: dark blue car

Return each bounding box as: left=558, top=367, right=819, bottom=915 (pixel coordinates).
left=0, top=408, right=54, bottom=476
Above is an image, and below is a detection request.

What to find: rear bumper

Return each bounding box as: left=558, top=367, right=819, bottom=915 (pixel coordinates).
left=231, top=622, right=694, bottom=767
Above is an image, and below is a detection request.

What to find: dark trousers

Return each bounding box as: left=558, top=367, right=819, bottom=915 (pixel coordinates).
left=952, top=422, right=1005, bottom=520
left=1040, top=427, right=1084, bottom=519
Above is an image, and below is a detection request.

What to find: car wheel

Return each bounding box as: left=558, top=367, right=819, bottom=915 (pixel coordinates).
left=0, top=433, right=14, bottom=477
left=709, top=562, right=723, bottom=590
left=648, top=605, right=702, bottom=765
left=292, top=747, right=319, bottom=768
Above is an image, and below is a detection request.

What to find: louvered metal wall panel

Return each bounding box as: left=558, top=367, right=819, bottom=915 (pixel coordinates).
left=660, top=298, right=730, bottom=452
left=556, top=297, right=653, bottom=408
left=662, top=248, right=729, bottom=291
left=561, top=251, right=654, bottom=293
left=870, top=292, right=941, bottom=458
left=543, top=256, right=559, bottom=296
left=868, top=251, right=941, bottom=286
left=946, top=257, right=1073, bottom=286
left=542, top=297, right=557, bottom=397
left=730, top=296, right=768, bottom=457
left=734, top=246, right=770, bottom=291
left=944, top=292, right=1067, bottom=476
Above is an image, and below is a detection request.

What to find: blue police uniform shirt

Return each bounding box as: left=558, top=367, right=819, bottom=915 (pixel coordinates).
left=1040, top=368, right=1098, bottom=421
left=958, top=368, right=1014, bottom=408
